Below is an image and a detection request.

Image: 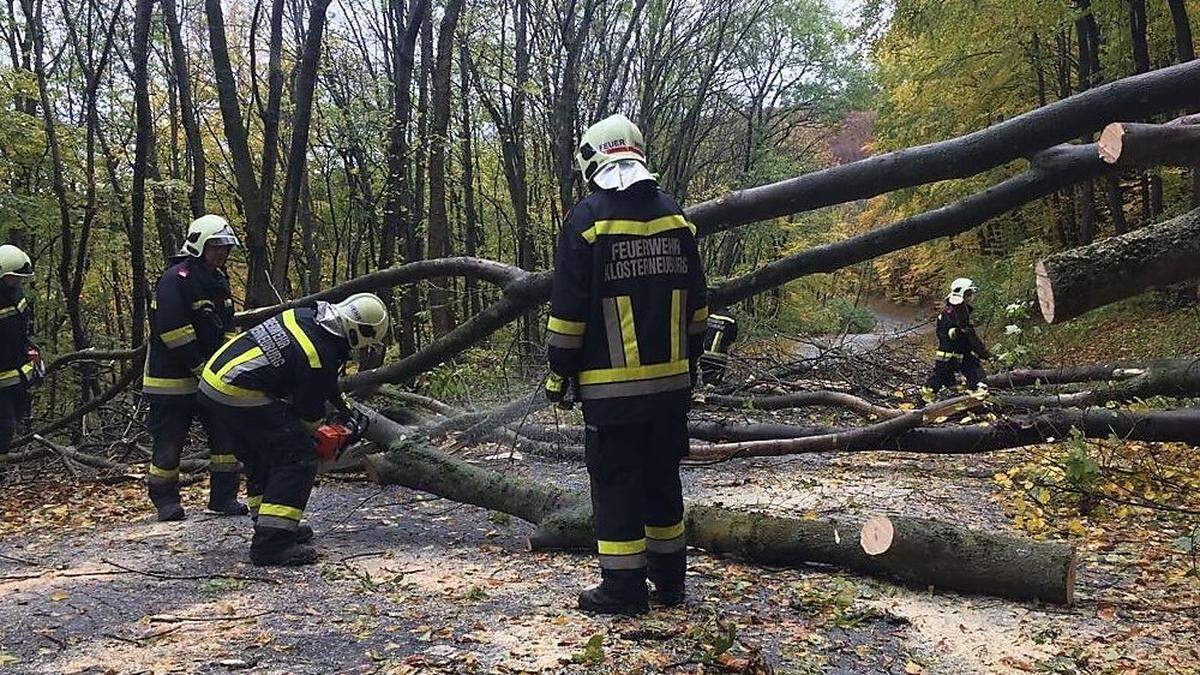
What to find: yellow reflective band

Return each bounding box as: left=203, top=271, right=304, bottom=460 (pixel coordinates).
left=142, top=375, right=199, bottom=394
left=578, top=358, right=690, bottom=385
left=258, top=503, right=303, bottom=522
left=616, top=296, right=640, bottom=367
left=18, top=297, right=26, bottom=311
left=160, top=324, right=196, bottom=347
left=581, top=214, right=695, bottom=243
left=646, top=521, right=685, bottom=540
left=597, top=538, right=646, bottom=555
left=670, top=290, right=682, bottom=363
left=203, top=347, right=269, bottom=399
left=192, top=299, right=215, bottom=310
left=283, top=309, right=322, bottom=369
left=547, top=316, right=586, bottom=336
left=0, top=298, right=24, bottom=319
left=209, top=454, right=237, bottom=464
left=692, top=306, right=709, bottom=323
left=148, top=464, right=179, bottom=479
left=0, top=362, right=35, bottom=386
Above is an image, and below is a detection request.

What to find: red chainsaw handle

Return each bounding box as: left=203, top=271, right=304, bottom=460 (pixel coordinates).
left=313, top=423, right=351, bottom=461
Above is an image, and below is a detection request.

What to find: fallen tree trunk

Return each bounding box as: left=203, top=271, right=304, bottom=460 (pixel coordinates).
left=701, top=390, right=902, bottom=420
left=985, top=363, right=1147, bottom=389
left=361, top=408, right=1076, bottom=604
left=688, top=61, right=1200, bottom=237
left=1036, top=207, right=1200, bottom=324
left=995, top=357, right=1200, bottom=409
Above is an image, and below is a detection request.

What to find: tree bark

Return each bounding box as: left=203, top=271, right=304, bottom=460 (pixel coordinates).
left=162, top=0, right=205, bottom=219
left=685, top=60, right=1200, bottom=237
left=129, top=0, right=154, bottom=347
left=1036, top=207, right=1200, bottom=323
left=269, top=0, right=334, bottom=292
left=425, top=0, right=466, bottom=337
left=362, top=412, right=1076, bottom=605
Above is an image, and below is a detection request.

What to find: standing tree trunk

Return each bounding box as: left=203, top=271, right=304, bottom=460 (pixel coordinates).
left=270, top=0, right=334, bottom=294
left=1166, top=0, right=1199, bottom=206
left=425, top=0, right=466, bottom=338
left=458, top=31, right=481, bottom=319
left=162, top=0, right=206, bottom=219
left=382, top=0, right=427, bottom=355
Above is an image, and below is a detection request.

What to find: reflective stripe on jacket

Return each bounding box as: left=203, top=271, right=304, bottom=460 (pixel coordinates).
left=144, top=257, right=236, bottom=396
left=199, top=305, right=347, bottom=424
left=546, top=183, right=708, bottom=424
left=0, top=286, right=32, bottom=390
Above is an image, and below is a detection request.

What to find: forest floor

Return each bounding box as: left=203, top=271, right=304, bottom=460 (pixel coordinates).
left=2, top=299, right=1199, bottom=674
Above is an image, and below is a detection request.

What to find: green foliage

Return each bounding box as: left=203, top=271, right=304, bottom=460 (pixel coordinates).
left=570, top=633, right=604, bottom=666
left=1063, top=428, right=1101, bottom=496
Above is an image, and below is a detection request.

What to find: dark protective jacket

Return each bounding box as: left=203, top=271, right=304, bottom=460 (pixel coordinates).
left=199, top=305, right=348, bottom=425
left=935, top=302, right=989, bottom=360
left=0, top=283, right=34, bottom=390
left=546, top=182, right=709, bottom=424
left=143, top=257, right=236, bottom=396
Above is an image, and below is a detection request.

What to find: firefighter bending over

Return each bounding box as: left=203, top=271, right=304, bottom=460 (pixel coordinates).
left=198, top=293, right=388, bottom=566
left=144, top=215, right=247, bottom=521
left=545, top=114, right=708, bottom=616
left=0, top=245, right=40, bottom=484
left=924, top=277, right=990, bottom=394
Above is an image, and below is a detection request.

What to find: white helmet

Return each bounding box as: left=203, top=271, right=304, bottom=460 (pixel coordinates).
left=0, top=244, right=33, bottom=278
left=181, top=214, right=240, bottom=257
left=333, top=293, right=389, bottom=349
left=947, top=277, right=979, bottom=306
left=576, top=114, right=648, bottom=185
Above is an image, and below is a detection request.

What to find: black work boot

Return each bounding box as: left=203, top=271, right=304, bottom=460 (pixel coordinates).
left=251, top=514, right=313, bottom=544
left=250, top=525, right=317, bottom=567
left=206, top=472, right=249, bottom=516
left=577, top=568, right=649, bottom=616
left=648, top=551, right=686, bottom=607
left=249, top=543, right=317, bottom=567
left=148, top=482, right=185, bottom=522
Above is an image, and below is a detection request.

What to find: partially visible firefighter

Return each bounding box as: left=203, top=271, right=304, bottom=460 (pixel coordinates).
left=0, top=244, right=41, bottom=484
left=544, top=114, right=708, bottom=615
left=924, top=277, right=990, bottom=395
left=198, top=293, right=388, bottom=566
left=143, top=215, right=247, bottom=521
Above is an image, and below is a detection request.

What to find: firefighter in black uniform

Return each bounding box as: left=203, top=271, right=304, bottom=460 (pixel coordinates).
left=0, top=244, right=40, bottom=484
left=545, top=114, right=708, bottom=615
left=924, top=277, right=990, bottom=394
left=198, top=293, right=388, bottom=566
left=144, top=215, right=247, bottom=521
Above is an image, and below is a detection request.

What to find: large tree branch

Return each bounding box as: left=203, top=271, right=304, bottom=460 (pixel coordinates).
left=686, top=61, right=1200, bottom=236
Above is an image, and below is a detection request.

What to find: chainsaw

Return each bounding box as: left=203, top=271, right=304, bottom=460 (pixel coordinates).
left=313, top=408, right=370, bottom=461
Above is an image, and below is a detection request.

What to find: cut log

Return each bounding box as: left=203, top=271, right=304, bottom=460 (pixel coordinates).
left=995, top=357, right=1200, bottom=409
left=362, top=407, right=1075, bottom=604
left=1097, top=120, right=1200, bottom=167
left=1035, top=207, right=1200, bottom=324
left=985, top=363, right=1146, bottom=389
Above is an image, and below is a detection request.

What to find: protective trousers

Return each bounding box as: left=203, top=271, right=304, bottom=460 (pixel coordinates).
left=205, top=401, right=318, bottom=556
left=585, top=415, right=688, bottom=600
left=0, top=386, right=31, bottom=484
left=145, top=394, right=241, bottom=512
left=925, top=353, right=986, bottom=391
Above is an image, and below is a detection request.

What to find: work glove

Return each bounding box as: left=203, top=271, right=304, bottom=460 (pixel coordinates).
left=544, top=373, right=576, bottom=410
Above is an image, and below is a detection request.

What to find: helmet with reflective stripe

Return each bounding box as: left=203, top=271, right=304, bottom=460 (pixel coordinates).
left=0, top=244, right=33, bottom=278
left=947, top=277, right=979, bottom=305
left=576, top=114, right=646, bottom=184
left=333, top=293, right=389, bottom=349
left=182, top=214, right=240, bottom=257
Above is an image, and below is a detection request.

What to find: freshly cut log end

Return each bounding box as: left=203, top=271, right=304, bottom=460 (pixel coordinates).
left=1098, top=123, right=1125, bottom=164
left=1035, top=207, right=1200, bottom=324
left=860, top=516, right=895, bottom=556
left=1035, top=259, right=1056, bottom=324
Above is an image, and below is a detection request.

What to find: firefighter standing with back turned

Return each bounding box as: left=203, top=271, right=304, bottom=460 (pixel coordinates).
left=0, top=244, right=41, bottom=485
left=144, top=215, right=248, bottom=521
left=924, top=277, right=991, bottom=395
left=198, top=293, right=388, bottom=566
left=545, top=114, right=708, bottom=616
